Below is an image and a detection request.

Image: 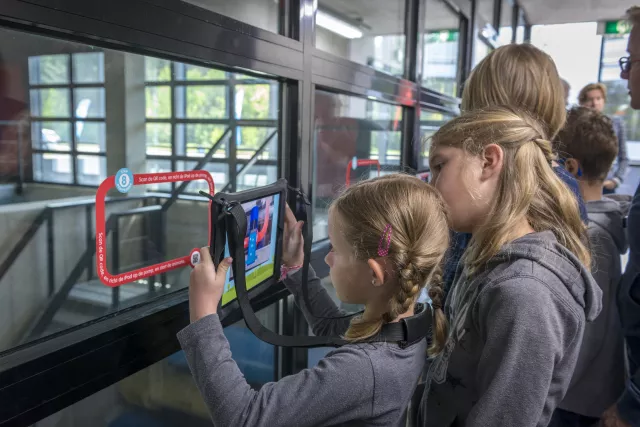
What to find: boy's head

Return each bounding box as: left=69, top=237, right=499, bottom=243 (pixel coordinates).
left=555, top=106, right=618, bottom=184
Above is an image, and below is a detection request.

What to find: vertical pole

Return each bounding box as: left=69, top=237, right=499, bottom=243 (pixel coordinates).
left=17, top=123, right=24, bottom=195
left=160, top=210, right=167, bottom=287
left=86, top=204, right=93, bottom=281
left=47, top=209, right=55, bottom=296
left=111, top=217, right=120, bottom=309
left=598, top=36, right=606, bottom=82
left=511, top=2, right=519, bottom=44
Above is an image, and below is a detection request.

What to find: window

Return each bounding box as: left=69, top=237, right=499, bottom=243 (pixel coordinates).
left=477, top=0, right=496, bottom=30
left=423, top=0, right=461, bottom=97
left=497, top=0, right=514, bottom=45
left=418, top=109, right=455, bottom=171
left=313, top=90, right=403, bottom=241
left=516, top=10, right=526, bottom=43
left=473, top=38, right=492, bottom=68
left=601, top=34, right=640, bottom=143
left=144, top=60, right=280, bottom=194
left=315, top=0, right=405, bottom=77
left=29, top=52, right=106, bottom=185
left=35, top=309, right=277, bottom=426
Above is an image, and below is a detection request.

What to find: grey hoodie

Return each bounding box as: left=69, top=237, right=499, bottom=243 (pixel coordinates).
left=559, top=195, right=632, bottom=417
left=418, top=231, right=602, bottom=427
left=177, top=267, right=426, bottom=427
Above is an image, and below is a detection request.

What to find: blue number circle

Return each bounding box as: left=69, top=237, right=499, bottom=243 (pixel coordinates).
left=115, top=168, right=134, bottom=193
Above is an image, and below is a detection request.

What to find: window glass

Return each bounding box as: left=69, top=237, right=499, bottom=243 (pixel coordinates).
left=477, top=0, right=496, bottom=30
left=313, top=90, right=403, bottom=241
left=418, top=109, right=455, bottom=171
left=28, top=54, right=69, bottom=85
left=74, top=88, right=105, bottom=118
left=73, top=52, right=105, bottom=83
left=33, top=153, right=73, bottom=183
left=0, top=26, right=280, bottom=357
left=423, top=0, right=460, bottom=96
left=183, top=86, right=227, bottom=119
left=35, top=308, right=277, bottom=426
left=146, top=86, right=172, bottom=119
left=77, top=155, right=106, bottom=185
left=497, top=0, right=513, bottom=45
left=30, top=89, right=70, bottom=117
left=181, top=0, right=281, bottom=34
left=31, top=121, right=72, bottom=151
left=145, top=57, right=172, bottom=82
left=516, top=10, right=525, bottom=43
left=315, top=0, right=405, bottom=77
left=76, top=122, right=106, bottom=152
left=27, top=48, right=106, bottom=186
left=144, top=59, right=280, bottom=194
left=473, top=38, right=492, bottom=67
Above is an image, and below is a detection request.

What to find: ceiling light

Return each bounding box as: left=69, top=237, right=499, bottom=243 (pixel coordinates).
left=316, top=10, right=363, bottom=39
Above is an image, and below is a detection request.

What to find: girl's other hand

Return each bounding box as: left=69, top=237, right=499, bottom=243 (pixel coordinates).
left=283, top=205, right=305, bottom=267
left=189, top=247, right=232, bottom=323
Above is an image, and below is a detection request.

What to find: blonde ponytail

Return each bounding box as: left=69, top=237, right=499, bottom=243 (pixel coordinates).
left=331, top=174, right=451, bottom=353
left=432, top=106, right=590, bottom=273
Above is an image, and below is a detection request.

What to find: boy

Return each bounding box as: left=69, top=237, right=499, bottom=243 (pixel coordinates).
left=550, top=106, right=632, bottom=426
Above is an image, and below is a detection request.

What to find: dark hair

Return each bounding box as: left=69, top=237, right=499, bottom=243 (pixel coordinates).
left=555, top=106, right=618, bottom=182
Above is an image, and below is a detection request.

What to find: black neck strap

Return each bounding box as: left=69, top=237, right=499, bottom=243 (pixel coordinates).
left=208, top=191, right=432, bottom=348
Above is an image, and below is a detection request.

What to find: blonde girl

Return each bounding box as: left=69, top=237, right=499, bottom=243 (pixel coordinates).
left=441, top=43, right=588, bottom=300
left=180, top=174, right=450, bottom=426
left=419, top=106, right=602, bottom=427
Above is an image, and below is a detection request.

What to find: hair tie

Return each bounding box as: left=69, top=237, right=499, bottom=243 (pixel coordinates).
left=377, top=224, right=392, bottom=257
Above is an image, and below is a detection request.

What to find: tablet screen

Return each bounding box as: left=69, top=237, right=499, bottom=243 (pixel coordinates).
left=221, top=193, right=280, bottom=306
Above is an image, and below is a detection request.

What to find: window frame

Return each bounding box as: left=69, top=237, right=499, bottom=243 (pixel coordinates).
left=28, top=52, right=107, bottom=186
left=144, top=62, right=280, bottom=193
left=0, top=0, right=469, bottom=423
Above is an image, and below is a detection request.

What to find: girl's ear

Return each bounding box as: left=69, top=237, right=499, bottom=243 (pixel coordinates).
left=480, top=143, right=504, bottom=181
left=367, top=259, right=386, bottom=287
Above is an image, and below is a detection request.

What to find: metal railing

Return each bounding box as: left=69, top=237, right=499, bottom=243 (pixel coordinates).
left=0, top=128, right=279, bottom=345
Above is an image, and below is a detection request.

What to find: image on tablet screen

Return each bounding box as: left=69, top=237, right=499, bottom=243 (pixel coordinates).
left=221, top=193, right=280, bottom=305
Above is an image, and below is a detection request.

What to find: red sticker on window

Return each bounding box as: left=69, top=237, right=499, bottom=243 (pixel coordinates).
left=95, top=170, right=214, bottom=287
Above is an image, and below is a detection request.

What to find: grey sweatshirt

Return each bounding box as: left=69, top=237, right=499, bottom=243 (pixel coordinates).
left=559, top=195, right=632, bottom=417
left=177, top=267, right=427, bottom=427
left=418, top=231, right=602, bottom=427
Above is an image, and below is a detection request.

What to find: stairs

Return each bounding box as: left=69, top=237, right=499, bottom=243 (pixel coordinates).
left=41, top=268, right=189, bottom=337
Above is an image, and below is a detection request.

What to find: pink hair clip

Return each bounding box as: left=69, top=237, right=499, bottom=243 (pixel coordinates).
left=377, top=224, right=392, bottom=257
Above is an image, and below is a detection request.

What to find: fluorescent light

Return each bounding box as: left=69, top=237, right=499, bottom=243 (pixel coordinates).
left=316, top=10, right=363, bottom=39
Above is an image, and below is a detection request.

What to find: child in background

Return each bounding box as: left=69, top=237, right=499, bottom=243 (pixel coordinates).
left=550, top=106, right=631, bottom=426
left=179, top=174, right=450, bottom=427
left=419, top=106, right=601, bottom=427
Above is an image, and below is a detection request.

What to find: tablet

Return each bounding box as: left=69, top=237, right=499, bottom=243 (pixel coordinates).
left=211, top=179, right=287, bottom=307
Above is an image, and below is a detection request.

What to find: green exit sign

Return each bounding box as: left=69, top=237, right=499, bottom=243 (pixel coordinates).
left=603, top=20, right=631, bottom=35
left=426, top=30, right=459, bottom=43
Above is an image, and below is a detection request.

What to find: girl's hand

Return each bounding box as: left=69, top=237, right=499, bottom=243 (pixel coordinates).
left=189, top=247, right=232, bottom=323
left=600, top=405, right=631, bottom=427
left=283, top=205, right=304, bottom=267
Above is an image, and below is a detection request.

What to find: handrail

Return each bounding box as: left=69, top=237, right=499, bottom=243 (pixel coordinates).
left=0, top=195, right=156, bottom=288
left=161, top=127, right=230, bottom=213
left=46, top=193, right=151, bottom=210
left=221, top=130, right=277, bottom=193
left=0, top=208, right=49, bottom=285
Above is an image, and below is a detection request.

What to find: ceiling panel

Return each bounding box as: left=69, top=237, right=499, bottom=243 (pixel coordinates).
left=520, top=0, right=636, bottom=25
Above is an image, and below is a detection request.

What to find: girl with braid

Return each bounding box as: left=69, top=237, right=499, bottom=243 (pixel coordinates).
left=179, top=174, right=451, bottom=427
left=418, top=106, right=602, bottom=427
